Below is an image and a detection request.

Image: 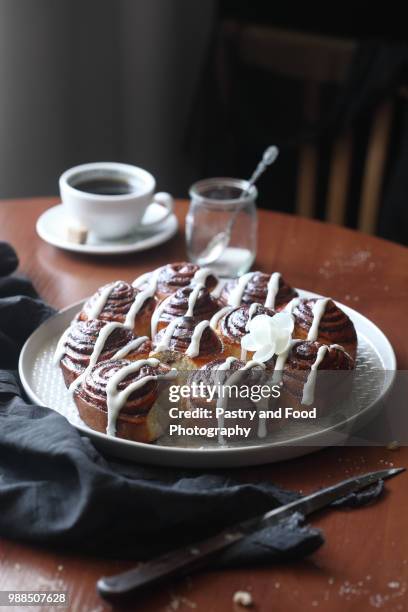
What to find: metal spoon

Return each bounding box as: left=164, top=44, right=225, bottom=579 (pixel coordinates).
left=197, top=146, right=279, bottom=266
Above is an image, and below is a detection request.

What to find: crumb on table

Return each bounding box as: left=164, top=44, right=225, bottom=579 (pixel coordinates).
left=233, top=590, right=253, bottom=607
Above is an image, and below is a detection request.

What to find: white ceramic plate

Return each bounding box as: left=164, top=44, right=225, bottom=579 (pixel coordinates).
left=19, top=290, right=396, bottom=467
left=36, top=203, right=178, bottom=255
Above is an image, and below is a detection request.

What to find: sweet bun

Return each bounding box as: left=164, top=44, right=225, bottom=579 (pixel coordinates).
left=151, top=315, right=224, bottom=369
left=276, top=340, right=355, bottom=414
left=78, top=280, right=155, bottom=337
left=55, top=319, right=152, bottom=388
left=151, top=285, right=220, bottom=336
left=133, top=262, right=218, bottom=301
left=289, top=297, right=357, bottom=360
left=181, top=357, right=272, bottom=440
left=211, top=303, right=276, bottom=359
left=73, top=357, right=176, bottom=442
left=220, top=271, right=297, bottom=310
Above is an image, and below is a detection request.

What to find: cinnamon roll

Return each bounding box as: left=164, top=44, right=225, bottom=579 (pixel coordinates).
left=151, top=316, right=224, bottom=369
left=211, top=303, right=276, bottom=359
left=78, top=280, right=156, bottom=337
left=73, top=357, right=176, bottom=442
left=133, top=262, right=217, bottom=301
left=181, top=357, right=271, bottom=440
left=220, top=271, right=297, bottom=310
left=288, top=297, right=357, bottom=359
left=54, top=319, right=152, bottom=388
left=276, top=340, right=355, bottom=414
left=151, top=285, right=220, bottom=336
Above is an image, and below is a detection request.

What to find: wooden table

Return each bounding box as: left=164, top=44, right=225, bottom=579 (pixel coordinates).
left=1, top=197, right=408, bottom=612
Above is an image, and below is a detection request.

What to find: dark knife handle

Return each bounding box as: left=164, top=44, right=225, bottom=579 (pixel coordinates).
left=97, top=531, right=243, bottom=601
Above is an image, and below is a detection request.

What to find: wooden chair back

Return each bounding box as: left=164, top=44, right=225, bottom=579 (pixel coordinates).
left=222, top=23, right=394, bottom=234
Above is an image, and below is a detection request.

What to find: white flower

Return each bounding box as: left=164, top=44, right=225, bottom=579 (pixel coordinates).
left=241, top=312, right=294, bottom=362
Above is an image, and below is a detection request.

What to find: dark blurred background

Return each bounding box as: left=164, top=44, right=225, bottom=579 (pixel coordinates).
left=1, top=0, right=408, bottom=243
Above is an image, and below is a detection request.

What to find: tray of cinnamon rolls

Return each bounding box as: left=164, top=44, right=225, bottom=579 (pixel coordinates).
left=19, top=262, right=396, bottom=467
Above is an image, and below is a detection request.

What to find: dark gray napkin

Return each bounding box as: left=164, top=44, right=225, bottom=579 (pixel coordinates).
left=0, top=243, right=382, bottom=563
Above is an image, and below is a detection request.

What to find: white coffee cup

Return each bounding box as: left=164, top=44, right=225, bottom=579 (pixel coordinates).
left=59, top=162, right=174, bottom=240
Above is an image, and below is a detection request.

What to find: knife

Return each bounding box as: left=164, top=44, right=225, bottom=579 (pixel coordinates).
left=97, top=467, right=404, bottom=600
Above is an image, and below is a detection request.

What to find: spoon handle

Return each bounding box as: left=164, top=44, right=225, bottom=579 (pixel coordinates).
left=230, top=146, right=279, bottom=227
left=244, top=145, right=279, bottom=195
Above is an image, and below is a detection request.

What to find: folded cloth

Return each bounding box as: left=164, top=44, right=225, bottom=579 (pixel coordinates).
left=0, top=243, right=383, bottom=563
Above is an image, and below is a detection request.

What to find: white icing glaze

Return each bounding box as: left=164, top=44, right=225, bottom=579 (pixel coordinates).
left=192, top=267, right=215, bottom=286
left=271, top=339, right=302, bottom=384
left=151, top=294, right=173, bottom=338
left=132, top=270, right=154, bottom=288
left=307, top=298, right=330, bottom=341
left=213, top=357, right=238, bottom=444
left=123, top=289, right=150, bottom=328
left=328, top=343, right=353, bottom=361
left=154, top=318, right=181, bottom=352
left=264, top=272, right=281, bottom=308
left=227, top=272, right=256, bottom=307
left=249, top=356, right=273, bottom=439
left=68, top=322, right=123, bottom=394
left=243, top=359, right=266, bottom=371
left=124, top=268, right=162, bottom=328
left=329, top=343, right=346, bottom=352
left=105, top=358, right=176, bottom=436
left=216, top=356, right=238, bottom=370
left=238, top=359, right=269, bottom=440
left=185, top=320, right=210, bottom=357
left=210, top=306, right=232, bottom=330
left=284, top=297, right=301, bottom=314
left=185, top=282, right=204, bottom=317
left=111, top=336, right=149, bottom=360
left=53, top=326, right=73, bottom=365
left=301, top=345, right=329, bottom=406
left=240, top=302, right=263, bottom=360
left=216, top=359, right=265, bottom=444
left=86, top=282, right=118, bottom=319
left=245, top=302, right=262, bottom=331
left=211, top=278, right=227, bottom=298
left=255, top=396, right=268, bottom=438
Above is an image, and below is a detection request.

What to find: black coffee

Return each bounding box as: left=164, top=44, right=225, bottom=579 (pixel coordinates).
left=201, top=186, right=243, bottom=200
left=73, top=177, right=136, bottom=196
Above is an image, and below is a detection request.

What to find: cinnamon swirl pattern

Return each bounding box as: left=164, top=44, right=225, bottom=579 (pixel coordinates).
left=151, top=316, right=223, bottom=368
left=277, top=340, right=354, bottom=413
left=73, top=358, right=176, bottom=442
left=182, top=357, right=268, bottom=442
left=78, top=280, right=156, bottom=337
left=55, top=319, right=152, bottom=388
left=289, top=298, right=357, bottom=359
left=211, top=303, right=276, bottom=359
left=152, top=285, right=220, bottom=335
left=220, top=271, right=297, bottom=310
left=133, top=262, right=217, bottom=301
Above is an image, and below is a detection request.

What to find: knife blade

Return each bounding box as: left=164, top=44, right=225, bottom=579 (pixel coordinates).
left=97, top=467, right=404, bottom=600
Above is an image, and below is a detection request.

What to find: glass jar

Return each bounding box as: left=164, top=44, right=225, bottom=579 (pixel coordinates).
left=186, top=177, right=257, bottom=278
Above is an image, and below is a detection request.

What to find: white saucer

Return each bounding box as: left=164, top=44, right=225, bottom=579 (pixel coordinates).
left=36, top=203, right=179, bottom=255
